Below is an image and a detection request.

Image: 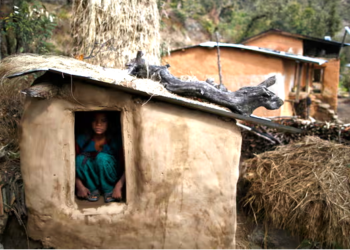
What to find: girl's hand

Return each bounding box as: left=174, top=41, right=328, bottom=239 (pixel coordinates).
left=112, top=183, right=122, bottom=199
left=112, top=173, right=125, bottom=199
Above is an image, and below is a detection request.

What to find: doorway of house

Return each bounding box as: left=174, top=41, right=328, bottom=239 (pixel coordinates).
left=74, top=111, right=125, bottom=209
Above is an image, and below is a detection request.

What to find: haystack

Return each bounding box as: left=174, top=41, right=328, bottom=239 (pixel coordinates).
left=71, top=0, right=160, bottom=68
left=241, top=136, right=350, bottom=248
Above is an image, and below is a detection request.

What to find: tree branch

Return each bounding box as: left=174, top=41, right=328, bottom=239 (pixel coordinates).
left=127, top=51, right=284, bottom=116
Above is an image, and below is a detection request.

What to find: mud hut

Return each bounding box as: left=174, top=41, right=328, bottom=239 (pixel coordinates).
left=0, top=54, right=241, bottom=248
left=1, top=54, right=298, bottom=249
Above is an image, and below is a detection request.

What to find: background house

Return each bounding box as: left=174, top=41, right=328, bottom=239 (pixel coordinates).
left=243, top=29, right=348, bottom=120
left=163, top=29, right=349, bottom=120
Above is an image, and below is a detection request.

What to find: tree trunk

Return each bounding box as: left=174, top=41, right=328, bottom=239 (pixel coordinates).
left=71, top=0, right=160, bottom=69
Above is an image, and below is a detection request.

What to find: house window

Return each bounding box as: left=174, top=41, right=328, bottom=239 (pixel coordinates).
left=312, top=68, right=324, bottom=93
left=74, top=111, right=126, bottom=209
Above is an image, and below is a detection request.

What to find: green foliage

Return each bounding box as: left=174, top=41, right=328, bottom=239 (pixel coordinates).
left=339, top=47, right=350, bottom=93
left=163, top=0, right=343, bottom=43
left=242, top=0, right=341, bottom=40
left=56, top=8, right=70, bottom=20
left=340, top=0, right=350, bottom=22
left=340, top=70, right=350, bottom=93
left=2, top=0, right=57, bottom=55
left=172, top=9, right=187, bottom=25
left=201, top=18, right=215, bottom=34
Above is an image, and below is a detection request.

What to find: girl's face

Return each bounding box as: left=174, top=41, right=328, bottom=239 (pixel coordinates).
left=92, top=113, right=108, bottom=135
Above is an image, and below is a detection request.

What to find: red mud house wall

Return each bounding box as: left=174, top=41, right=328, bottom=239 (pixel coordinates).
left=163, top=46, right=295, bottom=117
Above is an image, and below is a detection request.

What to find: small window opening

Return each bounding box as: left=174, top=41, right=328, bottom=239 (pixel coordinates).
left=312, top=68, right=324, bottom=94
left=74, top=111, right=126, bottom=209
left=303, top=40, right=340, bottom=58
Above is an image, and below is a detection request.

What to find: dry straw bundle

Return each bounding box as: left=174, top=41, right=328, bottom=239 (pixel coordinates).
left=72, top=0, right=160, bottom=68
left=0, top=77, right=29, bottom=153
left=242, top=136, right=350, bottom=248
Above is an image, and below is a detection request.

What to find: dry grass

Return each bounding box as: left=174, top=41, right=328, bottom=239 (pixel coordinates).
left=241, top=136, right=350, bottom=248
left=71, top=0, right=160, bottom=68
left=0, top=76, right=32, bottom=153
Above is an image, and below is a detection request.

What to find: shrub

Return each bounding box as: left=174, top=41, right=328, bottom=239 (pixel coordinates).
left=173, top=9, right=187, bottom=25
left=2, top=0, right=57, bottom=55
left=340, top=70, right=350, bottom=93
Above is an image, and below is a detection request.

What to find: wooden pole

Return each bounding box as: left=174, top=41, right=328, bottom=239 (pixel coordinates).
left=310, top=64, right=314, bottom=92
left=305, top=63, right=310, bottom=93
left=293, top=62, right=299, bottom=92
left=337, top=27, right=349, bottom=59
left=215, top=31, right=223, bottom=86
left=295, top=63, right=303, bottom=103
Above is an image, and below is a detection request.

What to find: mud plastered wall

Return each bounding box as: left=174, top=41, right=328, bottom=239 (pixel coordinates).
left=20, top=80, right=242, bottom=248
left=244, top=33, right=304, bottom=55
left=162, top=47, right=289, bottom=117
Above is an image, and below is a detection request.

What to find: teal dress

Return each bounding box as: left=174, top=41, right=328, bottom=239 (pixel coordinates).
left=75, top=134, right=123, bottom=194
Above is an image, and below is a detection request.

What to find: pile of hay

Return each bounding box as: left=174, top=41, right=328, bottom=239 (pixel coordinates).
left=0, top=64, right=34, bottom=154
left=241, top=136, right=350, bottom=248
left=71, top=0, right=160, bottom=68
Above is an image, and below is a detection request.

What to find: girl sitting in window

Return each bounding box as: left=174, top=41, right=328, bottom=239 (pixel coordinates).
left=75, top=112, right=125, bottom=203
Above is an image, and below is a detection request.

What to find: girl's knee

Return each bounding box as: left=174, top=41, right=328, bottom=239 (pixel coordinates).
left=96, top=152, right=115, bottom=163
left=96, top=153, right=116, bottom=170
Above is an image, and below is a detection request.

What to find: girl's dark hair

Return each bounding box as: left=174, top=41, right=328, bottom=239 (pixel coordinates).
left=75, top=111, right=122, bottom=151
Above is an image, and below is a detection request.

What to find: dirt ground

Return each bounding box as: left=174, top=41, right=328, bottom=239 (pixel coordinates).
left=337, top=97, right=350, bottom=124
left=1, top=215, right=43, bottom=249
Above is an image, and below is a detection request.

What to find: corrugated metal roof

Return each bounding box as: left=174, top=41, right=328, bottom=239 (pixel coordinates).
left=9, top=67, right=301, bottom=133
left=241, top=29, right=350, bottom=47
left=198, top=42, right=327, bottom=65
